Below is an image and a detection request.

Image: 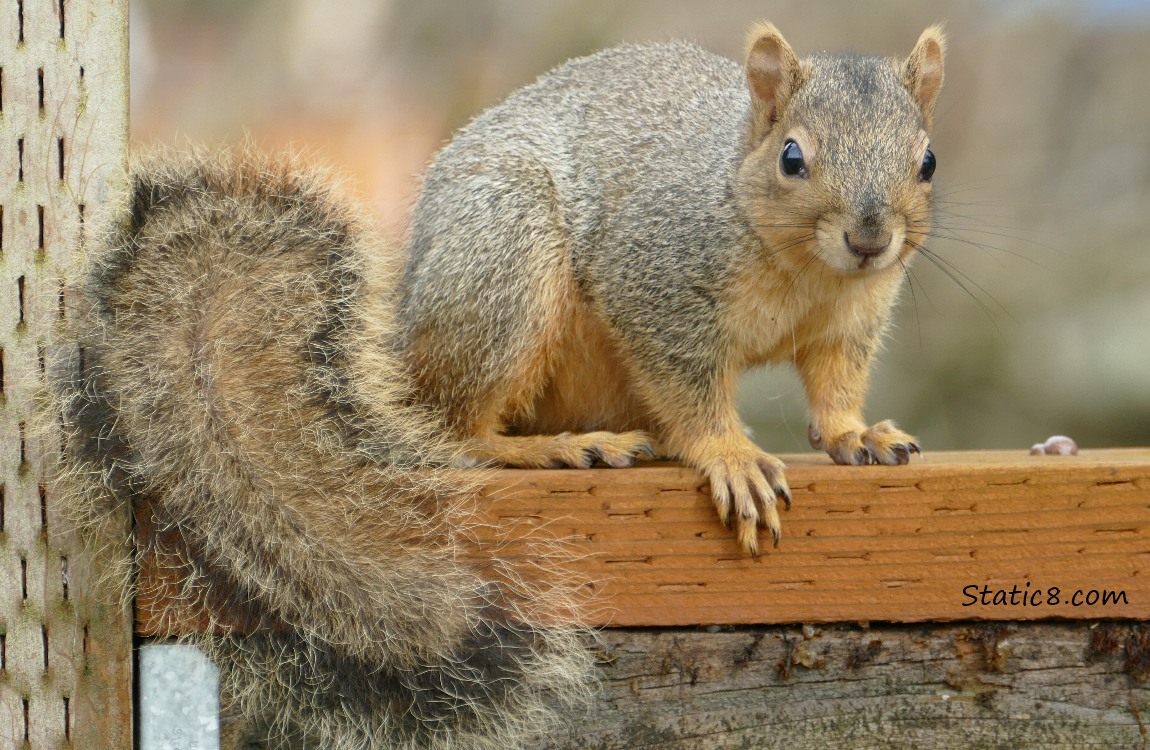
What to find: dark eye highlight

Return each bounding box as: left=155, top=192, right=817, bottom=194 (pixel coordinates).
left=919, top=147, right=936, bottom=182
left=780, top=140, right=806, bottom=178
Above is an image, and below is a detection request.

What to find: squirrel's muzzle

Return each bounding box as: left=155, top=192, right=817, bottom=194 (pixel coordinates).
left=843, top=227, right=892, bottom=257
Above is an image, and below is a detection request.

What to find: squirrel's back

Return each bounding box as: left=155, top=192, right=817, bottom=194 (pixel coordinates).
left=58, top=146, right=592, bottom=749
left=418, top=42, right=749, bottom=246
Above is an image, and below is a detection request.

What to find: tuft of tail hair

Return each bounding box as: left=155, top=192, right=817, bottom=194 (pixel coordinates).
left=52, top=145, right=594, bottom=749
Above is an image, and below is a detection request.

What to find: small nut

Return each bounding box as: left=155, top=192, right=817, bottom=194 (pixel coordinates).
left=1043, top=435, right=1078, bottom=455
left=1030, top=435, right=1078, bottom=456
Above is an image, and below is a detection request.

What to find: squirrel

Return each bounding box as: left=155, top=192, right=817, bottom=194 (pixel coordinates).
left=54, top=21, right=945, bottom=750
left=401, top=22, right=944, bottom=554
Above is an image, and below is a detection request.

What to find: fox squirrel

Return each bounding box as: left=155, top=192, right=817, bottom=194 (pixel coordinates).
left=402, top=22, right=944, bottom=554
left=55, top=22, right=945, bottom=750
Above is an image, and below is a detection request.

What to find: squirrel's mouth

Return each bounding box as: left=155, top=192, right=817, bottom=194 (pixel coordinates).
left=848, top=245, right=904, bottom=273
left=810, top=219, right=905, bottom=275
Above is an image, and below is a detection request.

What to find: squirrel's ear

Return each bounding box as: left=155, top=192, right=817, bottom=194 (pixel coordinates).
left=745, top=22, right=800, bottom=147
left=903, top=24, right=946, bottom=128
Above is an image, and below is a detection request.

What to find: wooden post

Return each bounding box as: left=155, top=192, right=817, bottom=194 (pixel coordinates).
left=0, top=1, right=131, bottom=747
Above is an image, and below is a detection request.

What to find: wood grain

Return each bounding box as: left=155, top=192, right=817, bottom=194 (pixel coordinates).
left=464, top=448, right=1150, bottom=626
left=136, top=448, right=1150, bottom=633
left=540, top=622, right=1150, bottom=750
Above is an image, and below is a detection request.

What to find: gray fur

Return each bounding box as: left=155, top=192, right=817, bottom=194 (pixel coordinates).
left=401, top=43, right=753, bottom=426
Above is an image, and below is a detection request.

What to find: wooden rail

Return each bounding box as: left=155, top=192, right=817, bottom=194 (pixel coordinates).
left=135, top=448, right=1150, bottom=634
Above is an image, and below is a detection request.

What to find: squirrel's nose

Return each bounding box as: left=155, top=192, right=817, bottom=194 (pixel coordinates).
left=843, top=229, right=892, bottom=257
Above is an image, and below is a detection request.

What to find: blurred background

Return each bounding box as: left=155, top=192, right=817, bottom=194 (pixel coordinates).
left=130, top=0, right=1150, bottom=453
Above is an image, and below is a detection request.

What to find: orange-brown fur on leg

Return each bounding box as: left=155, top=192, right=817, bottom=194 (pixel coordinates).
left=792, top=283, right=921, bottom=467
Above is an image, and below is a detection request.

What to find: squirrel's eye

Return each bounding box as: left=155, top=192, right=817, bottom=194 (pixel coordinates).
left=919, top=147, right=936, bottom=182
left=780, top=140, right=806, bottom=177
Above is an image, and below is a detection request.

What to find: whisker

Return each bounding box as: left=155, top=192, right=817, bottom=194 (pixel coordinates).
left=934, top=186, right=1057, bottom=212
left=932, top=206, right=1048, bottom=228
left=909, top=242, right=1012, bottom=335
left=932, top=198, right=1057, bottom=214
left=780, top=249, right=822, bottom=306
left=932, top=222, right=1060, bottom=255
left=764, top=234, right=817, bottom=257
left=931, top=219, right=1059, bottom=244
left=897, top=255, right=925, bottom=354
left=749, top=222, right=819, bottom=230
left=933, top=176, right=1031, bottom=194
left=928, top=227, right=1050, bottom=268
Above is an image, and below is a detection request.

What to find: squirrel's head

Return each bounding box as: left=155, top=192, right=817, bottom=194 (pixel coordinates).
left=737, top=23, right=945, bottom=276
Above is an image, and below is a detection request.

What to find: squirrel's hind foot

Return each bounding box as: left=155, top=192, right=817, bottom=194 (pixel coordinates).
left=465, top=430, right=655, bottom=469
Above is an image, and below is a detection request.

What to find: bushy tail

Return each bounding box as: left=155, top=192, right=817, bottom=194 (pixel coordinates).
left=55, top=146, right=593, bottom=748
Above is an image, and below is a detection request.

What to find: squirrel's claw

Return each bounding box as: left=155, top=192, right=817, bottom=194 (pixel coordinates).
left=777, top=484, right=793, bottom=512
left=580, top=446, right=637, bottom=469
left=824, top=432, right=866, bottom=465
left=890, top=442, right=922, bottom=465
left=708, top=467, right=734, bottom=530
left=703, top=448, right=789, bottom=555
left=824, top=421, right=921, bottom=467
left=862, top=421, right=922, bottom=466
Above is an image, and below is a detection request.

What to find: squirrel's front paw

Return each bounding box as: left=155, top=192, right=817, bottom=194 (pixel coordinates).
left=815, top=420, right=921, bottom=466
left=701, top=448, right=792, bottom=555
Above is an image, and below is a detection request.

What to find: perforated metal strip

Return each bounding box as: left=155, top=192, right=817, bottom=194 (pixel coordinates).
left=0, top=2, right=130, bottom=747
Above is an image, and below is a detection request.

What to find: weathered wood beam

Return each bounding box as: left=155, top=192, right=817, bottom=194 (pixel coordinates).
left=540, top=622, right=1150, bottom=750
